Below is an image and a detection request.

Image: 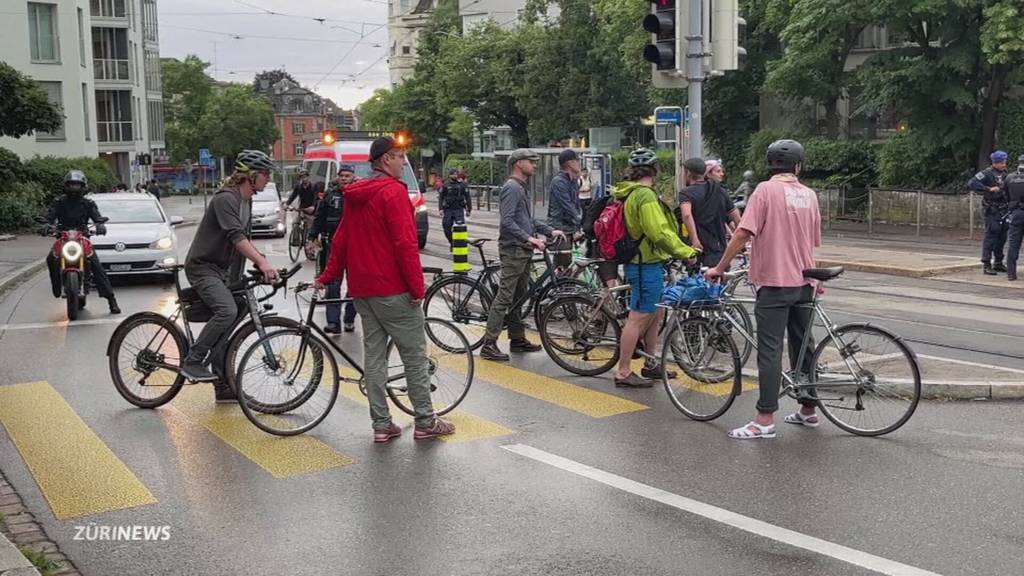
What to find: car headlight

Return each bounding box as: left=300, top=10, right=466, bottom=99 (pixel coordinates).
left=152, top=237, right=174, bottom=250
left=61, top=241, right=83, bottom=262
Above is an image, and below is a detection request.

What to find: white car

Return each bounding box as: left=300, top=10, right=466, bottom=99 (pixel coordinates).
left=250, top=183, right=286, bottom=238
left=89, top=193, right=183, bottom=279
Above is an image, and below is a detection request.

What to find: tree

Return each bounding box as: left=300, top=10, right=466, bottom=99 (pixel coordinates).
left=447, top=108, right=475, bottom=153
left=0, top=62, right=62, bottom=138
left=162, top=56, right=214, bottom=163
left=196, top=85, right=278, bottom=160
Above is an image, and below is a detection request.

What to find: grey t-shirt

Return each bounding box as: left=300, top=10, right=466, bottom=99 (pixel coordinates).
left=185, top=188, right=250, bottom=273
left=499, top=177, right=552, bottom=248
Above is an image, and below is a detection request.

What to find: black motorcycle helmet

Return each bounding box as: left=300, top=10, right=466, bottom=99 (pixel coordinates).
left=64, top=170, right=88, bottom=198
left=765, top=139, right=806, bottom=173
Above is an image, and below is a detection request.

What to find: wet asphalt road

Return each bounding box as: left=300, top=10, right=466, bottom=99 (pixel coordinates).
left=0, top=225, right=1022, bottom=576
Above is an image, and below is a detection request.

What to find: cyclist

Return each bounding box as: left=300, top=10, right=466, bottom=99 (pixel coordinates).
left=307, top=164, right=358, bottom=332
left=180, top=150, right=280, bottom=400
left=44, top=170, right=120, bottom=314
left=612, top=149, right=697, bottom=388
left=283, top=168, right=317, bottom=236
left=314, top=136, right=455, bottom=442
left=706, top=139, right=821, bottom=439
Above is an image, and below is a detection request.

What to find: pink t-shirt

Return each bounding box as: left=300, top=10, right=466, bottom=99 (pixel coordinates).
left=738, top=175, right=821, bottom=287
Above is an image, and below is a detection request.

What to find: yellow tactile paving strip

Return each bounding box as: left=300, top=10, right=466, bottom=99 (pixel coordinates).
left=172, top=386, right=354, bottom=478
left=0, top=381, right=157, bottom=519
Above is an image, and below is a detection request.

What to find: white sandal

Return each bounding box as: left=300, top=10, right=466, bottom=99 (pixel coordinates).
left=784, top=412, right=820, bottom=428
left=728, top=421, right=776, bottom=439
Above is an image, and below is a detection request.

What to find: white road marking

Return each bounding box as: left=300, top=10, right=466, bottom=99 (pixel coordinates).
left=0, top=318, right=122, bottom=331
left=502, top=444, right=943, bottom=576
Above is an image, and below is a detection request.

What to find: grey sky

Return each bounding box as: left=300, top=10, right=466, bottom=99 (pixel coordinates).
left=157, top=0, right=391, bottom=109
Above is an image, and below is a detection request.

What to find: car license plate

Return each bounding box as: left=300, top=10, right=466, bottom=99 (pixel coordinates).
left=111, top=264, right=132, bottom=272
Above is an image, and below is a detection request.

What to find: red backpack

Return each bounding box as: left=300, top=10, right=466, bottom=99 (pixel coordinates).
left=593, top=193, right=644, bottom=264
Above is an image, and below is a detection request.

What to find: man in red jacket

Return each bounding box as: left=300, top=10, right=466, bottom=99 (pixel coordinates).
left=314, top=136, right=455, bottom=442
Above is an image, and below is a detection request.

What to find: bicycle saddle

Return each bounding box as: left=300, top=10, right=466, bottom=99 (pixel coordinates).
left=573, top=257, right=605, bottom=266
left=802, top=267, right=845, bottom=281
left=468, top=238, right=492, bottom=248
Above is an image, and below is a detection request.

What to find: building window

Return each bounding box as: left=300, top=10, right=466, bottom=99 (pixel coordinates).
left=144, top=47, right=161, bottom=92
left=82, top=83, right=91, bottom=140
left=293, top=122, right=305, bottom=135
left=35, top=82, right=65, bottom=141
left=402, top=45, right=411, bottom=55
left=293, top=143, right=304, bottom=157
left=95, top=89, right=133, bottom=142
left=93, top=28, right=130, bottom=81
left=28, top=3, right=60, bottom=63
left=142, top=0, right=158, bottom=43
left=90, top=0, right=126, bottom=18
left=147, top=100, right=164, bottom=143
left=77, top=9, right=86, bottom=66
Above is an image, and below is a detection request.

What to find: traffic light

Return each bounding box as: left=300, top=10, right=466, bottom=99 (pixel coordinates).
left=644, top=0, right=688, bottom=89
left=137, top=153, right=151, bottom=166
left=710, top=0, right=746, bottom=72
left=322, top=130, right=336, bottom=145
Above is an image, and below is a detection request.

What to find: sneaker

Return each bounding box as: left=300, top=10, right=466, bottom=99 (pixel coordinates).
left=214, top=385, right=237, bottom=404
left=323, top=323, right=341, bottom=334
left=373, top=421, right=402, bottom=443
left=107, top=297, right=121, bottom=314
left=343, top=322, right=355, bottom=333
left=641, top=362, right=677, bottom=380
left=994, top=262, right=1007, bottom=273
left=414, top=418, right=456, bottom=440
left=480, top=339, right=510, bottom=362
left=614, top=372, right=654, bottom=388
left=181, top=361, right=217, bottom=383
left=983, top=264, right=997, bottom=276
left=1009, top=273, right=1018, bottom=281
left=509, top=337, right=541, bottom=353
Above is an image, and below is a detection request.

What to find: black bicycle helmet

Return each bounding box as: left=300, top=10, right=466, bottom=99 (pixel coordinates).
left=64, top=170, right=88, bottom=187
left=765, top=139, right=805, bottom=170
left=628, top=148, right=658, bottom=167
left=234, top=150, right=275, bottom=173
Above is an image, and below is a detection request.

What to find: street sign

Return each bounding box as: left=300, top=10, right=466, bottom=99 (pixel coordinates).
left=655, top=107, right=683, bottom=125
left=199, top=148, right=214, bottom=167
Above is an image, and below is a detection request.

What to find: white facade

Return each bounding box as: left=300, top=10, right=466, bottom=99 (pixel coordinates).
left=459, top=0, right=544, bottom=30
left=0, top=0, right=165, bottom=186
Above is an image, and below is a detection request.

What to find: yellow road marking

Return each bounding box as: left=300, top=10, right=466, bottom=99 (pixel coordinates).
left=0, top=381, right=157, bottom=519
left=338, top=370, right=512, bottom=443
left=632, top=359, right=757, bottom=396
left=172, top=386, right=353, bottom=478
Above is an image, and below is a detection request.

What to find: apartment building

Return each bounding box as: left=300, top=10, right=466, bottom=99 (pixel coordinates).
left=0, top=0, right=165, bottom=185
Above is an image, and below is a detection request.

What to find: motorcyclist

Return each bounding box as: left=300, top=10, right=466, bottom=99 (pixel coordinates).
left=969, top=150, right=1009, bottom=275
left=43, top=170, right=120, bottom=314
left=307, top=164, right=358, bottom=333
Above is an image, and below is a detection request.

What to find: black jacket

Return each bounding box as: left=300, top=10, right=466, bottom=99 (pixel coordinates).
left=969, top=166, right=1008, bottom=213
left=309, top=183, right=345, bottom=241
left=439, top=180, right=471, bottom=211
left=286, top=181, right=317, bottom=209
left=1005, top=170, right=1024, bottom=212
left=46, top=195, right=104, bottom=231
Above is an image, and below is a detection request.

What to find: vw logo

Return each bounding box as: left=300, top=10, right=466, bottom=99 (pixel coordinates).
left=114, top=242, right=126, bottom=252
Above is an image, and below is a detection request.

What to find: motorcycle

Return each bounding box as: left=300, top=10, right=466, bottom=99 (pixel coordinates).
left=36, top=216, right=109, bottom=321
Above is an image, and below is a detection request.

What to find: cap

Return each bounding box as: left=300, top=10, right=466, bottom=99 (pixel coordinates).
left=369, top=136, right=397, bottom=162
left=991, top=150, right=1008, bottom=162
left=338, top=164, right=355, bottom=173
left=507, top=148, right=540, bottom=169
left=448, top=167, right=459, bottom=175
left=705, top=159, right=722, bottom=174
left=683, top=157, right=706, bottom=175
left=558, top=149, right=578, bottom=166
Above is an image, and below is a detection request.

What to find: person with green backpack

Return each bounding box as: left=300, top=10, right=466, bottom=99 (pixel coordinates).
left=600, top=148, right=698, bottom=388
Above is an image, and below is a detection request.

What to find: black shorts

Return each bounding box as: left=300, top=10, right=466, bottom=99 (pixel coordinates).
left=597, top=261, right=619, bottom=283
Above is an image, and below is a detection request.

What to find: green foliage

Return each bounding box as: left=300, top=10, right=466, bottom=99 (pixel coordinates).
left=196, top=84, right=278, bottom=160
left=0, top=62, right=63, bottom=138
left=21, top=156, right=118, bottom=198
left=981, top=1, right=1024, bottom=65
left=802, top=138, right=878, bottom=187
left=0, top=181, right=47, bottom=231
left=162, top=56, right=214, bottom=163
left=443, top=154, right=503, bottom=186
left=746, top=129, right=793, bottom=179
left=877, top=131, right=965, bottom=189
left=16, top=543, right=59, bottom=576
left=998, top=98, right=1024, bottom=160
left=0, top=147, right=23, bottom=184
left=447, top=109, right=476, bottom=153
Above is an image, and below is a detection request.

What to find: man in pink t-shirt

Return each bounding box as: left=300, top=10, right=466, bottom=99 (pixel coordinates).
left=706, top=140, right=822, bottom=439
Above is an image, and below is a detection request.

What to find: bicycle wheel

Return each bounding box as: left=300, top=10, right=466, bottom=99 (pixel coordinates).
left=108, top=312, right=187, bottom=408
left=532, top=277, right=592, bottom=329
left=539, top=295, right=620, bottom=377
left=423, top=274, right=492, bottom=350
left=288, top=221, right=302, bottom=263
left=385, top=318, right=473, bottom=417
left=223, top=316, right=305, bottom=414
left=235, top=328, right=339, bottom=436
left=662, top=316, right=741, bottom=421
left=722, top=302, right=754, bottom=369
left=809, top=323, right=921, bottom=436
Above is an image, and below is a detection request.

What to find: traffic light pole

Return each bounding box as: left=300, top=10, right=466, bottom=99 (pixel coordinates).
left=685, top=0, right=704, bottom=159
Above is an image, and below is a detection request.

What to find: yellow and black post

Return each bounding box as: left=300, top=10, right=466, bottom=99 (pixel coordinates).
left=452, top=223, right=470, bottom=274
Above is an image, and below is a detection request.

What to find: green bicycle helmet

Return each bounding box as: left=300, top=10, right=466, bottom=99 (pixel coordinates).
left=628, top=148, right=658, bottom=167
left=234, top=150, right=275, bottom=173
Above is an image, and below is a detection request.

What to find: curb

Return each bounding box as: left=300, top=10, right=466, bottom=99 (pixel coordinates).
left=738, top=369, right=1024, bottom=401
left=0, top=469, right=77, bottom=576
left=0, top=261, right=46, bottom=300
left=814, top=259, right=981, bottom=279
left=0, top=532, right=40, bottom=576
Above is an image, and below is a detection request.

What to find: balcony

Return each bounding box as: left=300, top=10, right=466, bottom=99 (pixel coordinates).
left=97, top=121, right=133, bottom=144
left=94, top=59, right=130, bottom=82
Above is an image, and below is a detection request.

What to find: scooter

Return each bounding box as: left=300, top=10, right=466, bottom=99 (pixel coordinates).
left=37, top=216, right=109, bottom=321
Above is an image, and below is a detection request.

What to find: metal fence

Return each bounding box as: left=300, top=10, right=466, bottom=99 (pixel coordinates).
left=819, top=187, right=983, bottom=238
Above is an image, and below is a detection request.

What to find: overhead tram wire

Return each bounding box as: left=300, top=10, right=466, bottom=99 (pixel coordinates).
left=160, top=24, right=382, bottom=46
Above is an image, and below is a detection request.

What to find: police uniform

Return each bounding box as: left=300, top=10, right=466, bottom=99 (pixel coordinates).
left=1003, top=161, right=1024, bottom=281
left=309, top=181, right=356, bottom=329
left=968, top=161, right=1008, bottom=272
left=44, top=195, right=117, bottom=303
left=439, top=176, right=471, bottom=246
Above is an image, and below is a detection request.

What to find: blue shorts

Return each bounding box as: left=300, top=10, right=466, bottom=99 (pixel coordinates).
left=624, top=263, right=664, bottom=314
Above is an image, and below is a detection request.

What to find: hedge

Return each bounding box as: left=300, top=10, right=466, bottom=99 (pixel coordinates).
left=444, top=154, right=504, bottom=187
left=0, top=181, right=47, bottom=231
left=20, top=155, right=118, bottom=200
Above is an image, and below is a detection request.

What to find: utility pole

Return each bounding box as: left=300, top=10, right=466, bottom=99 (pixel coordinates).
left=685, top=0, right=703, bottom=159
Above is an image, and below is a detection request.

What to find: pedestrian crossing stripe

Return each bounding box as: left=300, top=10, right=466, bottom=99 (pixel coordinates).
left=0, top=381, right=157, bottom=519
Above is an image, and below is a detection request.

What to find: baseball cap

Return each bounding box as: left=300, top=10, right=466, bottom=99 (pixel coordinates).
left=683, top=157, right=707, bottom=175
left=991, top=150, right=1008, bottom=162
left=507, top=148, right=540, bottom=169
left=448, top=167, right=459, bottom=175
left=369, top=136, right=401, bottom=162
left=558, top=149, right=578, bottom=166
left=338, top=164, right=355, bottom=173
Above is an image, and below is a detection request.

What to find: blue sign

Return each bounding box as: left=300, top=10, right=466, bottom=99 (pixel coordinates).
left=198, top=148, right=213, bottom=167
left=655, top=108, right=682, bottom=125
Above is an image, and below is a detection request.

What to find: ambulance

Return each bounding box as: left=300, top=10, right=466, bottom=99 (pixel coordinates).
left=301, top=132, right=429, bottom=249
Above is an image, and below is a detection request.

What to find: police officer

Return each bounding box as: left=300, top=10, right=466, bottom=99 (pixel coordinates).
left=1003, top=154, right=1024, bottom=282
left=44, top=171, right=120, bottom=314
left=969, top=150, right=1010, bottom=275
left=438, top=167, right=471, bottom=246
left=307, top=165, right=358, bottom=332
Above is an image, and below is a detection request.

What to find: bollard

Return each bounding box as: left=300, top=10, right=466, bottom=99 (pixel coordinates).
left=452, top=223, right=470, bottom=274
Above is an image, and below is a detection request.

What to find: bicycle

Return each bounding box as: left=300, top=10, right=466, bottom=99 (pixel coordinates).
left=285, top=207, right=315, bottom=263
left=234, top=282, right=474, bottom=436
left=422, top=237, right=591, bottom=350
left=663, top=266, right=922, bottom=436
left=106, top=263, right=304, bottom=409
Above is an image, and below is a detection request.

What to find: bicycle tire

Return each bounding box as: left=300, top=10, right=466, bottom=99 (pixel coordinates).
left=532, top=277, right=593, bottom=330
left=235, top=328, right=339, bottom=436
left=223, top=316, right=306, bottom=414
left=809, top=323, right=921, bottom=436
left=423, top=274, right=492, bottom=350
left=385, top=318, right=474, bottom=417
left=539, top=294, right=621, bottom=377
left=723, top=302, right=754, bottom=369
left=288, top=221, right=302, bottom=263
left=107, top=312, right=187, bottom=408
left=661, top=316, right=741, bottom=421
